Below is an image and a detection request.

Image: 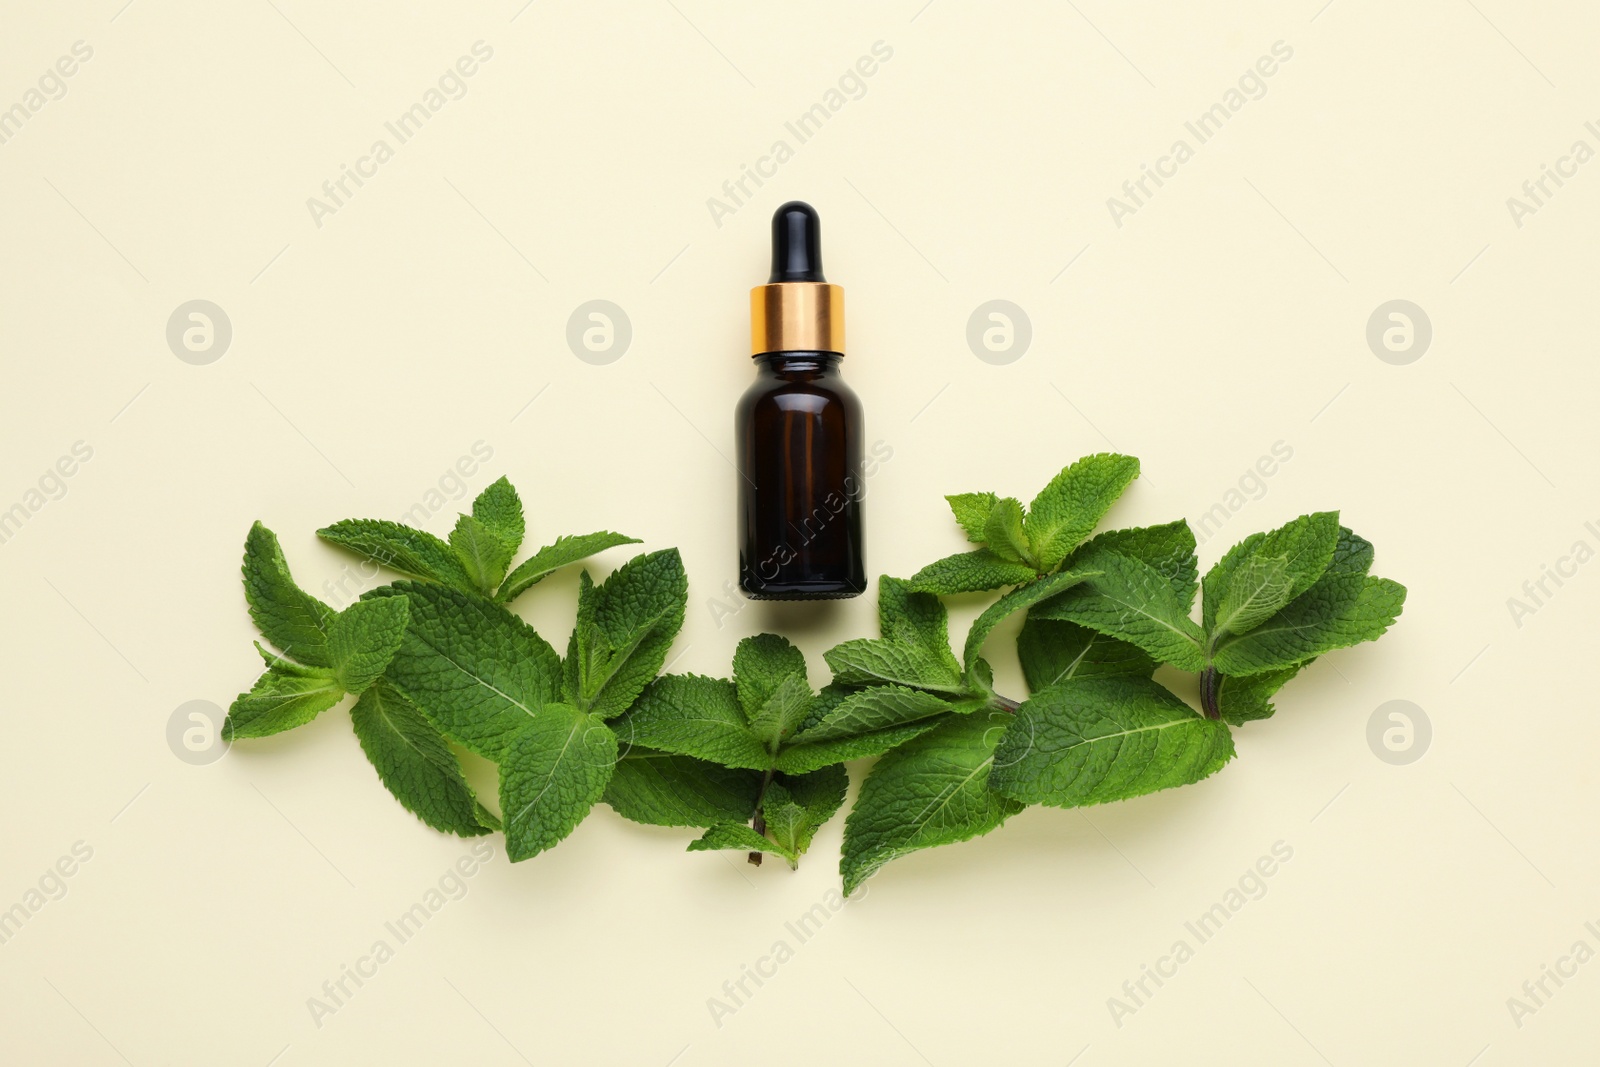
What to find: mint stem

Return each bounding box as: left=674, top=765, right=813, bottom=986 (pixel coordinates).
left=748, top=767, right=776, bottom=866
left=1199, top=665, right=1221, bottom=720
left=990, top=693, right=1021, bottom=714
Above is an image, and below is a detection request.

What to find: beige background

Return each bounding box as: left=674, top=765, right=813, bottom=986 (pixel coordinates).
left=2, top=1, right=1596, bottom=1063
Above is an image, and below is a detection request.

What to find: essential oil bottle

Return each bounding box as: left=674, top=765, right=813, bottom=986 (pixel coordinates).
left=736, top=201, right=866, bottom=600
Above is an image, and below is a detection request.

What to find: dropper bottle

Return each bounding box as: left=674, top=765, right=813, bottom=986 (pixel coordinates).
left=735, top=201, right=866, bottom=599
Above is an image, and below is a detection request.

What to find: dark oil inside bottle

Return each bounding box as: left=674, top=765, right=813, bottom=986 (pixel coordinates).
left=737, top=351, right=865, bottom=599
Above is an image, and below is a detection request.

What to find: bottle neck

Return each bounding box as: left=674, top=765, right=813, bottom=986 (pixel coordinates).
left=754, top=351, right=842, bottom=378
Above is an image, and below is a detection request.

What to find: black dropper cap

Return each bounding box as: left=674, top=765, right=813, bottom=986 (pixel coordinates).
left=768, top=201, right=826, bottom=283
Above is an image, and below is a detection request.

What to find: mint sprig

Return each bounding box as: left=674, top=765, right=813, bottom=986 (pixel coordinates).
left=222, top=455, right=1406, bottom=893
left=909, top=452, right=1141, bottom=593
left=836, top=456, right=1404, bottom=893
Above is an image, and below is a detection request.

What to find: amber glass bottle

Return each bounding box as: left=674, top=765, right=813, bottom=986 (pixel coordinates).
left=736, top=202, right=866, bottom=599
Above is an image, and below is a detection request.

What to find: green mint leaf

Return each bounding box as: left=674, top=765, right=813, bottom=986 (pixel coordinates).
left=775, top=719, right=945, bottom=775
left=573, top=606, right=683, bottom=723
left=823, top=639, right=970, bottom=695
left=1209, top=527, right=1399, bottom=675
left=449, top=513, right=516, bottom=596
left=1024, top=453, right=1141, bottom=572
left=565, top=549, right=687, bottom=719
left=877, top=576, right=959, bottom=661
left=946, top=492, right=999, bottom=542
left=746, top=673, right=815, bottom=749
left=839, top=711, right=1023, bottom=896
left=242, top=522, right=334, bottom=667
left=328, top=595, right=409, bottom=694
left=1201, top=533, right=1263, bottom=633
left=982, top=497, right=1033, bottom=565
left=779, top=683, right=949, bottom=772
left=496, top=531, right=641, bottom=603
left=1214, top=664, right=1307, bottom=726
left=1212, top=575, right=1406, bottom=676
left=1207, top=511, right=1341, bottom=640
left=818, top=578, right=967, bottom=697
left=473, top=802, right=502, bottom=831
left=1073, top=520, right=1198, bottom=610
left=561, top=570, right=596, bottom=702
left=733, top=634, right=808, bottom=718
left=1017, top=617, right=1155, bottom=692
left=603, top=750, right=762, bottom=828
left=224, top=665, right=343, bottom=740
left=761, top=784, right=809, bottom=864
left=1033, top=551, right=1207, bottom=671
left=793, top=685, right=956, bottom=742
left=349, top=680, right=491, bottom=837
left=988, top=678, right=1234, bottom=808
left=611, top=674, right=772, bottom=770
left=318, top=518, right=474, bottom=591
left=962, top=569, right=1097, bottom=673
left=791, top=683, right=850, bottom=736
left=498, top=702, right=616, bottom=862
left=908, top=549, right=1039, bottom=596
left=688, top=822, right=795, bottom=863
left=1329, top=523, right=1377, bottom=576
left=764, top=765, right=848, bottom=866
left=967, top=655, right=996, bottom=699
left=380, top=581, right=563, bottom=760
left=1201, top=511, right=1341, bottom=635
left=471, top=477, right=525, bottom=555
left=1211, top=554, right=1297, bottom=638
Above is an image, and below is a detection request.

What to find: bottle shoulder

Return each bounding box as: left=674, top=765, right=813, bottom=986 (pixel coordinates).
left=737, top=367, right=860, bottom=420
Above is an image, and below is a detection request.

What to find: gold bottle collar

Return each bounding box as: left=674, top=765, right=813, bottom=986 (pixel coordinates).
left=749, top=282, right=844, bottom=356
